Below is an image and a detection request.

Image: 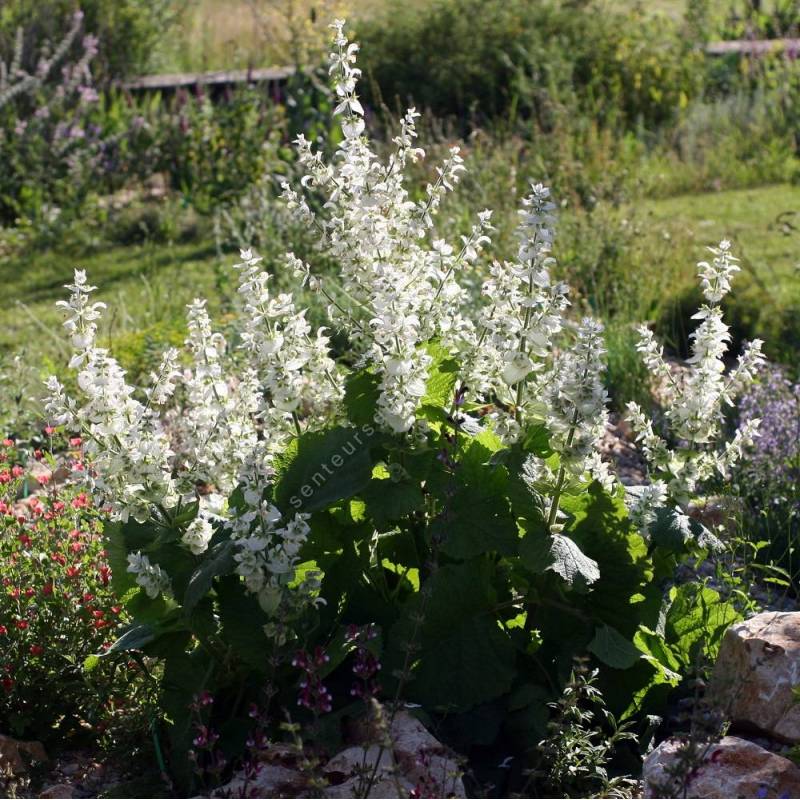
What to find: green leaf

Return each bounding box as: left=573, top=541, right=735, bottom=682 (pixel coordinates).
left=389, top=560, right=517, bottom=711
left=125, top=588, right=176, bottom=623
left=588, top=624, right=643, bottom=669
left=436, top=486, right=518, bottom=559
left=273, top=425, right=380, bottom=513
left=344, top=369, right=381, bottom=426
left=83, top=654, right=100, bottom=672
left=182, top=540, right=236, bottom=616
left=420, top=341, right=459, bottom=412
left=216, top=576, right=271, bottom=670
left=108, top=623, right=157, bottom=653
left=412, top=615, right=517, bottom=711
left=520, top=423, right=554, bottom=457
left=649, top=504, right=722, bottom=554
left=433, top=431, right=518, bottom=559
left=362, top=478, right=424, bottom=525
left=549, top=534, right=600, bottom=588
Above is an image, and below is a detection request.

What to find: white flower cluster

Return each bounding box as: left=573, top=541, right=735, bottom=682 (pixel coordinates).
left=182, top=515, right=215, bottom=556
left=546, top=318, right=611, bottom=476
left=127, top=551, right=172, bottom=599
left=281, top=20, right=492, bottom=433
left=232, top=504, right=315, bottom=614
left=625, top=239, right=764, bottom=519
left=468, top=184, right=570, bottom=443
left=45, top=270, right=177, bottom=523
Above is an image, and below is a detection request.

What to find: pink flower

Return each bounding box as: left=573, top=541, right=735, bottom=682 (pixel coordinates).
left=11, top=466, right=23, bottom=478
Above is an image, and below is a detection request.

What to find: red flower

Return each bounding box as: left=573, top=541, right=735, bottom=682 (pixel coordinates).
left=15, top=620, right=28, bottom=630
left=52, top=501, right=65, bottom=514
left=66, top=566, right=81, bottom=579
left=42, top=583, right=53, bottom=596
left=34, top=449, right=43, bottom=460
left=83, top=593, right=94, bottom=602
left=111, top=606, right=122, bottom=615
left=24, top=588, right=35, bottom=598
left=51, top=553, right=66, bottom=566
left=29, top=645, right=44, bottom=657
left=92, top=610, right=104, bottom=619
left=11, top=465, right=23, bottom=478
left=69, top=437, right=82, bottom=447
left=0, top=501, right=7, bottom=515
left=1, top=677, right=13, bottom=692
left=0, top=626, right=7, bottom=635
left=98, top=567, right=110, bottom=586
left=93, top=620, right=109, bottom=629
left=18, top=534, right=32, bottom=547
left=36, top=474, right=50, bottom=486
left=8, top=588, right=20, bottom=599
left=69, top=542, right=83, bottom=554
left=1, top=438, right=13, bottom=447
left=71, top=493, right=89, bottom=509
left=0, top=471, right=10, bottom=484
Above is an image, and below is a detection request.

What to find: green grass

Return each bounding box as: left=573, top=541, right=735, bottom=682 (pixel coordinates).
left=2, top=236, right=226, bottom=373
left=641, top=183, right=800, bottom=300
left=4, top=184, right=795, bottom=371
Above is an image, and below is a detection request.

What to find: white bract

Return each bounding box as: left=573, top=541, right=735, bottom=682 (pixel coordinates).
left=625, top=239, right=764, bottom=516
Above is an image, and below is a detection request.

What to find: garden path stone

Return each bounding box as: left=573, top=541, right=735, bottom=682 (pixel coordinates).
left=711, top=611, right=800, bottom=742
left=643, top=735, right=800, bottom=798
left=38, top=784, right=74, bottom=798
left=0, top=734, right=47, bottom=775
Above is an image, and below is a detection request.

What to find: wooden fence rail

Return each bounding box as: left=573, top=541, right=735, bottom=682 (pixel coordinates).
left=118, top=39, right=800, bottom=96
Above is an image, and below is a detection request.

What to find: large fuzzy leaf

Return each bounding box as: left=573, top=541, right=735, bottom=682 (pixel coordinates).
left=273, top=425, right=380, bottom=513
left=588, top=624, right=643, bottom=669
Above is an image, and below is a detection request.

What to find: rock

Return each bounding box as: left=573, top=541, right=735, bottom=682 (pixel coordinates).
left=39, top=784, right=74, bottom=799
left=643, top=735, right=800, bottom=798
left=216, top=763, right=309, bottom=798
left=711, top=611, right=800, bottom=742
left=213, top=711, right=465, bottom=798
left=340, top=712, right=465, bottom=798
left=324, top=746, right=415, bottom=799
left=0, top=734, right=48, bottom=775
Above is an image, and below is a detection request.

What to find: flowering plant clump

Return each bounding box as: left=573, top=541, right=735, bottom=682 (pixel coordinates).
left=44, top=20, right=760, bottom=790
left=0, top=434, right=134, bottom=740
left=733, top=363, right=799, bottom=576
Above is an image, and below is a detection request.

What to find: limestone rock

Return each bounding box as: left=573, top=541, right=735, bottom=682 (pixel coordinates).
left=643, top=736, right=800, bottom=799
left=39, top=784, right=74, bottom=799
left=0, top=734, right=47, bottom=775
left=712, top=611, right=800, bottom=742
left=216, top=763, right=308, bottom=798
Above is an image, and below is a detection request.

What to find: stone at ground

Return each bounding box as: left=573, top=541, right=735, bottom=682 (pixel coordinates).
left=643, top=735, right=800, bottom=798
left=39, top=784, right=74, bottom=799
left=324, top=746, right=415, bottom=798
left=711, top=611, right=800, bottom=742
left=0, top=734, right=48, bottom=775
left=215, top=762, right=309, bottom=798
left=214, top=710, right=465, bottom=798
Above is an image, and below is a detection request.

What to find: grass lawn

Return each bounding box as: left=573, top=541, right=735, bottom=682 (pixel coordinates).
left=2, top=237, right=226, bottom=376
left=640, top=183, right=800, bottom=303
left=3, top=183, right=796, bottom=381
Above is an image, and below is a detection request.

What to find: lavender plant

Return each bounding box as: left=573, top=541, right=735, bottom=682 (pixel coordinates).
left=42, top=20, right=763, bottom=791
